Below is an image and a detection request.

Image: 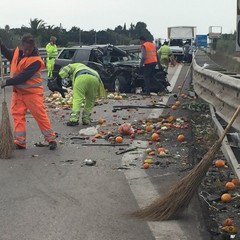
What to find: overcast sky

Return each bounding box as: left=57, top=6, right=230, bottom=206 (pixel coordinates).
left=0, top=0, right=237, bottom=39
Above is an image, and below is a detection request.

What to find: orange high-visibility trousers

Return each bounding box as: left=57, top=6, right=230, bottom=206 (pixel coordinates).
left=10, top=91, right=56, bottom=147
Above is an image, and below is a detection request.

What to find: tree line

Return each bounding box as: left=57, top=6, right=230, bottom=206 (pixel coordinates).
left=0, top=18, right=154, bottom=48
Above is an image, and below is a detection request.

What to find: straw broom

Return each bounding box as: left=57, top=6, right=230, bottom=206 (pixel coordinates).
left=133, top=105, right=240, bottom=221
left=0, top=48, right=14, bottom=159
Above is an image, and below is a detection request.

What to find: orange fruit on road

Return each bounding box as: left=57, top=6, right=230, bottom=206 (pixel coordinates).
left=148, top=151, right=155, bottom=156
left=177, top=134, right=185, bottom=142
left=151, top=133, right=160, bottom=141
left=225, top=182, right=235, bottom=190
left=115, top=136, right=123, bottom=143
left=145, top=125, right=153, bottom=132
left=175, top=101, right=181, bottom=106
left=171, top=105, right=177, bottom=110
left=143, top=163, right=150, bottom=169
left=98, top=118, right=105, bottom=124
left=223, top=218, right=233, bottom=226
left=114, top=95, right=123, bottom=100
left=221, top=193, right=232, bottom=202
left=215, top=159, right=225, bottom=168
left=157, top=147, right=166, bottom=154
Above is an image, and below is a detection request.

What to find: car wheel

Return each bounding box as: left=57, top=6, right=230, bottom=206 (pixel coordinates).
left=114, top=75, right=130, bottom=93
left=61, top=77, right=71, bottom=88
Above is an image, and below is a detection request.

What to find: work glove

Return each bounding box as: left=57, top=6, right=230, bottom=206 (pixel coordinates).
left=1, top=79, right=7, bottom=88
left=58, top=88, right=68, bottom=98
left=47, top=77, right=68, bottom=98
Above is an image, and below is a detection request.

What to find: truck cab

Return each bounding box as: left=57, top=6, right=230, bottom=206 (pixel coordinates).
left=168, top=39, right=184, bottom=62
left=167, top=26, right=196, bottom=62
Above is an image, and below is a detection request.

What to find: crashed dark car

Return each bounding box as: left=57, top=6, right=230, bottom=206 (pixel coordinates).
left=51, top=44, right=169, bottom=93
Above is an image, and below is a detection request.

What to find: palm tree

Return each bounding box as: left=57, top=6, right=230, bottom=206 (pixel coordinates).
left=29, top=18, right=46, bottom=37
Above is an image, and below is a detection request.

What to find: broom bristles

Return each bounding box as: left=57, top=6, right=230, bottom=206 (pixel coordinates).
left=0, top=101, right=14, bottom=159
left=132, top=141, right=221, bottom=221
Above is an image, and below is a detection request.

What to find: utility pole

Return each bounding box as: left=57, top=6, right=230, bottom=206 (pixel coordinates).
left=237, top=0, right=240, bottom=51
left=79, top=28, right=82, bottom=47
left=94, top=31, right=97, bottom=44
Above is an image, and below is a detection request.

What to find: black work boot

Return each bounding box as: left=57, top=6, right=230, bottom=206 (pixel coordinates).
left=67, top=121, right=79, bottom=126
left=49, top=141, right=57, bottom=150
left=15, top=144, right=26, bottom=150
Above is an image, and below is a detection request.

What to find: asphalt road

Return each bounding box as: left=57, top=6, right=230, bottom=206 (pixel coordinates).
left=0, top=66, right=211, bottom=240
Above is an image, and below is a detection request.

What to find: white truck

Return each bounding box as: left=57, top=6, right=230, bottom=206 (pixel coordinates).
left=167, top=26, right=196, bottom=61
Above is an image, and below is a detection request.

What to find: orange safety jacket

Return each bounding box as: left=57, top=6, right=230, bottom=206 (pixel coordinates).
left=10, top=47, right=45, bottom=94
left=142, top=42, right=157, bottom=64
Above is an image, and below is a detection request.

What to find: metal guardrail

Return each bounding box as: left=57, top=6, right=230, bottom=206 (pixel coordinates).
left=193, top=50, right=240, bottom=180
left=0, top=48, right=62, bottom=75
left=193, top=50, right=240, bottom=132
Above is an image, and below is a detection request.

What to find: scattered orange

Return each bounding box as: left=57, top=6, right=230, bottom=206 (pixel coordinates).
left=177, top=134, right=185, bottom=142
left=171, top=105, right=177, bottom=110
left=225, top=182, right=235, bottom=190
left=115, top=136, right=123, bottom=143
left=221, top=193, right=232, bottom=202
left=148, top=151, right=155, bottom=156
left=157, top=147, right=166, bottom=154
left=143, top=163, right=149, bottom=169
left=114, top=95, right=123, bottom=100
left=215, top=159, right=225, bottom=168
left=146, top=148, right=153, bottom=154
left=231, top=178, right=240, bottom=185
left=223, top=218, right=233, bottom=226
left=145, top=125, right=153, bottom=132
left=151, top=133, right=160, bottom=141
left=94, top=133, right=102, bottom=138
left=178, top=85, right=182, bottom=90
left=175, top=101, right=181, bottom=106
left=98, top=118, right=105, bottom=124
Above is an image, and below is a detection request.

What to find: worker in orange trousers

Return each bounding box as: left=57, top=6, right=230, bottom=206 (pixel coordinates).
left=0, top=33, right=57, bottom=150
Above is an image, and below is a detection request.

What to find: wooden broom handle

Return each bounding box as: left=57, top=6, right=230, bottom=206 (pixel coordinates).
left=218, top=105, right=240, bottom=143
left=0, top=47, right=6, bottom=99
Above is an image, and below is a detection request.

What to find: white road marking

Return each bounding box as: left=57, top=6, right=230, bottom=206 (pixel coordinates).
left=168, top=65, right=183, bottom=92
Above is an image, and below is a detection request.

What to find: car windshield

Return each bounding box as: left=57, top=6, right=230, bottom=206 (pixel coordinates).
left=169, top=39, right=183, bottom=47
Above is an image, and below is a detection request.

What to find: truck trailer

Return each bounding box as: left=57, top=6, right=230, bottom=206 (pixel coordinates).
left=167, top=26, right=196, bottom=61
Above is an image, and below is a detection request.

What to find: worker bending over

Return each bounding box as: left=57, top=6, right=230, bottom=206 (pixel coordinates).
left=59, top=63, right=106, bottom=126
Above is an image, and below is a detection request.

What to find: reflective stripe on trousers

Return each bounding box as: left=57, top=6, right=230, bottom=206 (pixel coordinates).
left=14, top=131, right=26, bottom=147
left=46, top=58, right=55, bottom=78
left=69, top=110, right=80, bottom=122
